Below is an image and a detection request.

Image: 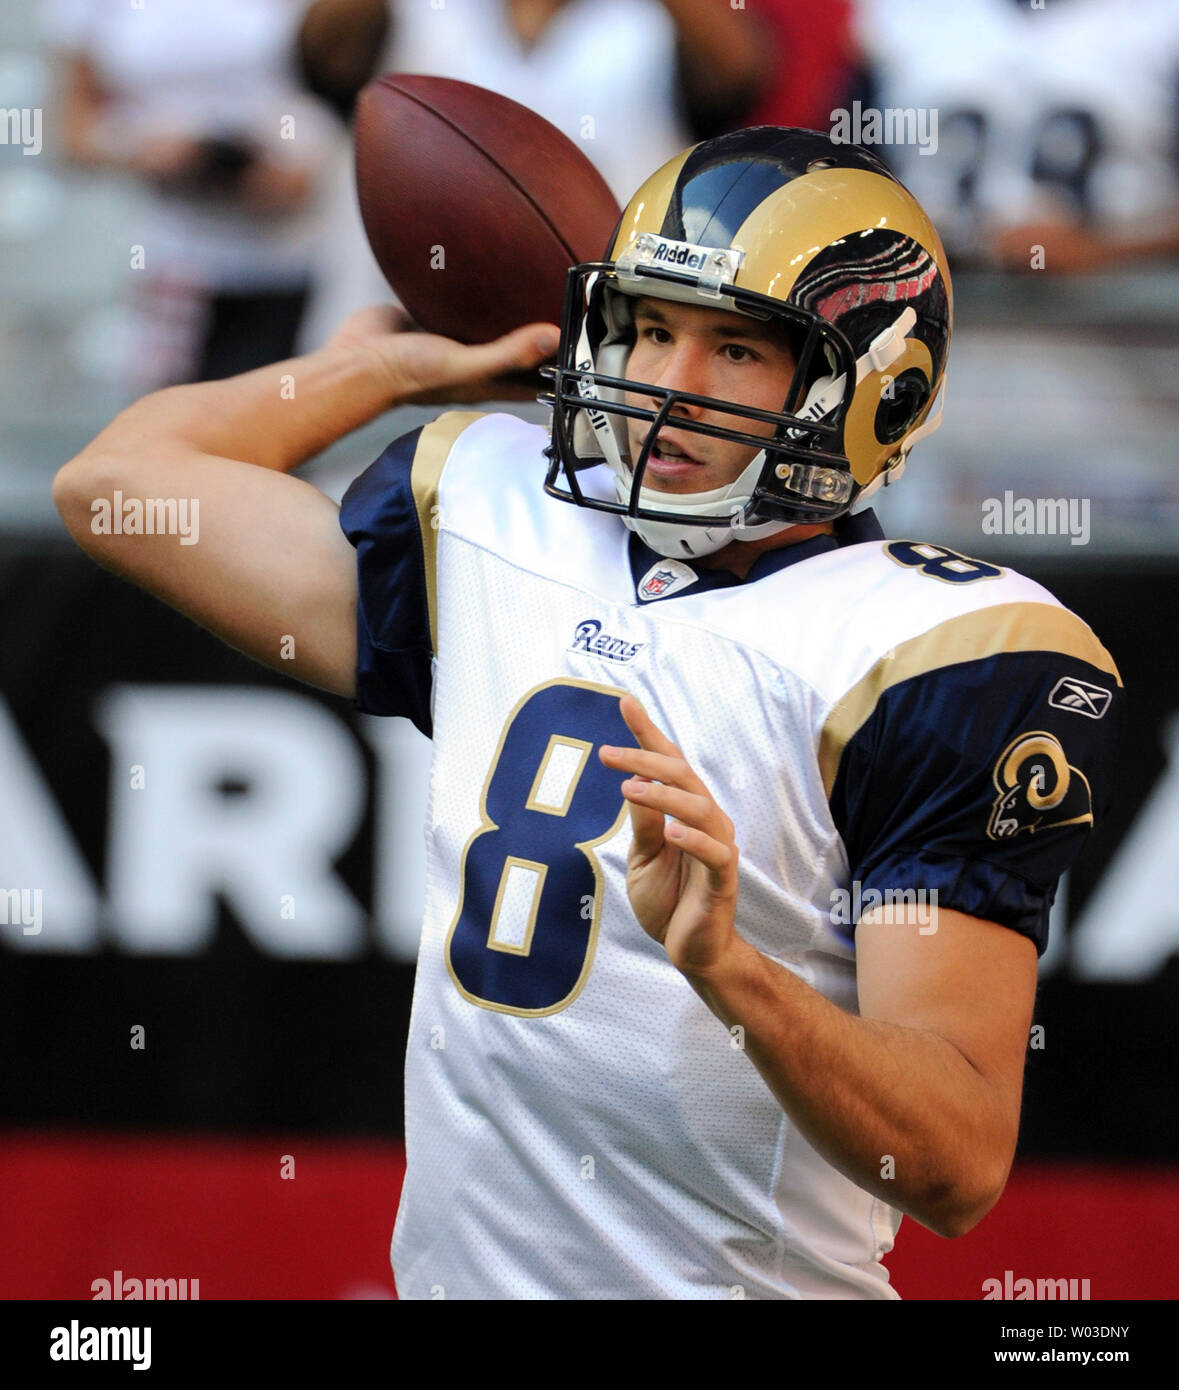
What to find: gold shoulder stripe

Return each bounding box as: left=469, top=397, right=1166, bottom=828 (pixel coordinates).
left=411, top=410, right=486, bottom=651
left=819, top=602, right=1122, bottom=799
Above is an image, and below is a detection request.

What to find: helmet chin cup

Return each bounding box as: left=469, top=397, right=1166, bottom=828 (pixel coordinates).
left=623, top=513, right=789, bottom=559
left=612, top=448, right=795, bottom=559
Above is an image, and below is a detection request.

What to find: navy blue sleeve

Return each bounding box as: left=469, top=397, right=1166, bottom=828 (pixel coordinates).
left=829, top=651, right=1121, bottom=954
left=338, top=427, right=434, bottom=735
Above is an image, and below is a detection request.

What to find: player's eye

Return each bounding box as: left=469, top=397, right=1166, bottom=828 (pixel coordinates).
left=722, top=343, right=759, bottom=363
left=638, top=324, right=671, bottom=344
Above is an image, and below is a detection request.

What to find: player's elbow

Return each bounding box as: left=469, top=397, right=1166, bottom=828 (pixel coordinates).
left=53, top=451, right=119, bottom=549
left=53, top=454, right=98, bottom=540
left=922, top=1194, right=997, bottom=1240
left=916, top=1165, right=1009, bottom=1239
left=53, top=451, right=136, bottom=563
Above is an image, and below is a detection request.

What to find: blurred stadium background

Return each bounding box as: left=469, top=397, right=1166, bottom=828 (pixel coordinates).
left=1, top=0, right=1177, bottom=1300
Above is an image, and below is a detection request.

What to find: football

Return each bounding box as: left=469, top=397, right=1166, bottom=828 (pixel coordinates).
left=353, top=73, right=621, bottom=344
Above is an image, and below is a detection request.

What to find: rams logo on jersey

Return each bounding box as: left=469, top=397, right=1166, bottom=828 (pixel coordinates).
left=987, top=731, right=1093, bottom=840
left=569, top=619, right=645, bottom=664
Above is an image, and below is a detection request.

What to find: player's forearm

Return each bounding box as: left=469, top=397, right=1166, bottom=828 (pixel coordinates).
left=685, top=937, right=1012, bottom=1237
left=72, top=342, right=400, bottom=477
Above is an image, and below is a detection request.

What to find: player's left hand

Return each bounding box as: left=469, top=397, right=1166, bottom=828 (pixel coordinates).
left=600, top=695, right=739, bottom=978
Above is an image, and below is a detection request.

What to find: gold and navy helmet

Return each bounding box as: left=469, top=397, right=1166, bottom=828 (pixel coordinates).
left=541, top=127, right=952, bottom=559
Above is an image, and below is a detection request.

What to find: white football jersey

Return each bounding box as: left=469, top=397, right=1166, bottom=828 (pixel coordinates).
left=340, top=412, right=1120, bottom=1299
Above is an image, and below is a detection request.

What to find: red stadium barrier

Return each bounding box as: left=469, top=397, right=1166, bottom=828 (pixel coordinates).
left=0, top=1130, right=404, bottom=1301
left=1, top=1130, right=1175, bottom=1300
left=884, top=1163, right=1179, bottom=1300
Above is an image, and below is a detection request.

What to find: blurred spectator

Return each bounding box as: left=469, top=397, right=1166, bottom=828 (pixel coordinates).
left=741, top=1, right=863, bottom=133
left=296, top=0, right=773, bottom=348
left=296, top=0, right=389, bottom=121
left=45, top=0, right=340, bottom=390
left=856, top=0, right=1179, bottom=271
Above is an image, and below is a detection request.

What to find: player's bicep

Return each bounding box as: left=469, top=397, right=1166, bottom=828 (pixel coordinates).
left=856, top=906, right=1037, bottom=1117
left=54, top=449, right=358, bottom=697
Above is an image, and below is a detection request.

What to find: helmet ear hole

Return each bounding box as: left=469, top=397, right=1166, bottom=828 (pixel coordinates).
left=874, top=368, right=929, bottom=445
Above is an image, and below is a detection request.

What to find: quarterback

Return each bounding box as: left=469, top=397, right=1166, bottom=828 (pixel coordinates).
left=54, top=128, right=1120, bottom=1299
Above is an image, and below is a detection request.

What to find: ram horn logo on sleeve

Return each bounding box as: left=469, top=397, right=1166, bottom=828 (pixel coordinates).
left=987, top=731, right=1094, bottom=840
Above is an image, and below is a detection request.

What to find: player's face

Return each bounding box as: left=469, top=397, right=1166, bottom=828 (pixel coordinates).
left=623, top=298, right=797, bottom=495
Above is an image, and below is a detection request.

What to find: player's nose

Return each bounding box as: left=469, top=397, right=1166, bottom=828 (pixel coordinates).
left=645, top=340, right=710, bottom=414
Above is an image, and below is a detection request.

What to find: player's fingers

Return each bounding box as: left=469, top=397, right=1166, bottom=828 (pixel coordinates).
left=383, top=323, right=558, bottom=403
left=456, top=322, right=560, bottom=379
left=664, top=820, right=736, bottom=883
left=618, top=694, right=683, bottom=759
left=601, top=744, right=709, bottom=798
left=625, top=788, right=670, bottom=861
left=621, top=778, right=728, bottom=842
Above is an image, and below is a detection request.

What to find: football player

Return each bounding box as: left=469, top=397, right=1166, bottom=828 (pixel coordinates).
left=54, top=127, right=1120, bottom=1299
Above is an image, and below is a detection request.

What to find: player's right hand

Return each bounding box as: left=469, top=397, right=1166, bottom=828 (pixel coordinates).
left=600, top=695, right=742, bottom=980
left=326, top=305, right=560, bottom=405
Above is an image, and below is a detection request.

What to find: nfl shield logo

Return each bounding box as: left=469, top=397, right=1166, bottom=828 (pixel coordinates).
left=641, top=568, right=678, bottom=598
left=637, top=559, right=697, bottom=601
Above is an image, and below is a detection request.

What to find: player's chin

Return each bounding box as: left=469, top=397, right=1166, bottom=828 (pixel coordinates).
left=642, top=475, right=719, bottom=496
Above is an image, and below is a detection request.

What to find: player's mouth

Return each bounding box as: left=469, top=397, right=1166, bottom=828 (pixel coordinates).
left=643, top=434, right=705, bottom=479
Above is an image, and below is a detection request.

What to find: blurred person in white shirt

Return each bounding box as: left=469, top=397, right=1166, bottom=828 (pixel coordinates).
left=47, top=0, right=341, bottom=388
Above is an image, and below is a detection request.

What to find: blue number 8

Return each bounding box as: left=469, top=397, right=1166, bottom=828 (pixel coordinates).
left=887, top=540, right=1002, bottom=584
left=445, top=679, right=638, bottom=1015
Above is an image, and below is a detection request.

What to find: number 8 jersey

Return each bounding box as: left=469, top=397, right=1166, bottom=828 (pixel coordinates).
left=340, top=411, right=1120, bottom=1300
